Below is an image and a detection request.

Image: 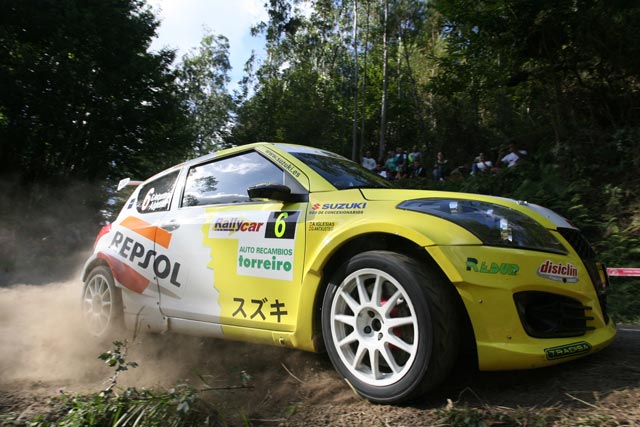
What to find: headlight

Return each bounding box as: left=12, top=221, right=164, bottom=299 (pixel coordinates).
left=397, top=199, right=567, bottom=254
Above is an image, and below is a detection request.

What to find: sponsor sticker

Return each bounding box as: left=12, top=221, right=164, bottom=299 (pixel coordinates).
left=308, top=221, right=336, bottom=232
left=140, top=187, right=172, bottom=212
left=544, top=341, right=591, bottom=360
left=263, top=148, right=302, bottom=178
left=465, top=257, right=519, bottom=275
left=208, top=210, right=300, bottom=281
left=99, top=216, right=183, bottom=293
left=309, top=202, right=367, bottom=215
left=109, top=230, right=183, bottom=287
left=232, top=296, right=288, bottom=323
left=210, top=217, right=265, bottom=235
left=537, top=260, right=579, bottom=283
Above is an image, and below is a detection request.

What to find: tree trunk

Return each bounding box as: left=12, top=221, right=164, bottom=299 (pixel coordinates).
left=378, top=0, right=389, bottom=160
left=351, top=0, right=359, bottom=161
left=360, top=0, right=370, bottom=157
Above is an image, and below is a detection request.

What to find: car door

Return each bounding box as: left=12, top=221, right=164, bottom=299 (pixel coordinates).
left=156, top=150, right=308, bottom=334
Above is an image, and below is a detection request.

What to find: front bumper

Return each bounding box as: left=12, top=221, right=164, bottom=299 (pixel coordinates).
left=426, top=244, right=617, bottom=371
left=475, top=318, right=616, bottom=370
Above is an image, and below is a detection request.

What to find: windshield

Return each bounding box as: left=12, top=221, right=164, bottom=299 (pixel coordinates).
left=289, top=150, right=393, bottom=190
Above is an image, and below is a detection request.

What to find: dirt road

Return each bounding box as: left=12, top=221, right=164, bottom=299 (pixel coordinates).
left=1, top=280, right=639, bottom=426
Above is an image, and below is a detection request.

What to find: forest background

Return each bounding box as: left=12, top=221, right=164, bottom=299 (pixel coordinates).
left=0, top=0, right=638, bottom=319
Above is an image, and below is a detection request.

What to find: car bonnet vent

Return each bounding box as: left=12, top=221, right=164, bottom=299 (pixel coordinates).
left=557, top=228, right=597, bottom=260
left=557, top=227, right=609, bottom=323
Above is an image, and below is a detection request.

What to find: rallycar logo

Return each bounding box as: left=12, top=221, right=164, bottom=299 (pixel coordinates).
left=211, top=217, right=265, bottom=234
left=537, top=260, right=579, bottom=283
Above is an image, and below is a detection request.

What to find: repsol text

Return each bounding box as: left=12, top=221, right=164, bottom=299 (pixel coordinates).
left=110, top=231, right=182, bottom=287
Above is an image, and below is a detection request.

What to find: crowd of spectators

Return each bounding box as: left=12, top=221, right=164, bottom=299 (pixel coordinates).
left=362, top=142, right=528, bottom=182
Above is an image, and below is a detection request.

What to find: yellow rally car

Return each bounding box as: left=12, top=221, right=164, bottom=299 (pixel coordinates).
left=82, top=143, right=616, bottom=403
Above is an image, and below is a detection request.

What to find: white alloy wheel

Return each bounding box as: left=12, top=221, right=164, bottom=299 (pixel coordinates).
left=329, top=268, right=418, bottom=386
left=82, top=266, right=122, bottom=337
left=322, top=251, right=460, bottom=404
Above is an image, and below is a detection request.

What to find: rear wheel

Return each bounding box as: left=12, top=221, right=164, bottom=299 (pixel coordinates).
left=322, top=250, right=460, bottom=403
left=82, top=265, right=123, bottom=338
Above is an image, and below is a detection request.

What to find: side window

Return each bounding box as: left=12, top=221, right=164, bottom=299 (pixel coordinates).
left=136, top=170, right=180, bottom=214
left=182, top=151, right=298, bottom=207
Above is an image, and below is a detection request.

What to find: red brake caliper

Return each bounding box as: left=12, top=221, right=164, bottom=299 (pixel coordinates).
left=381, top=298, right=403, bottom=348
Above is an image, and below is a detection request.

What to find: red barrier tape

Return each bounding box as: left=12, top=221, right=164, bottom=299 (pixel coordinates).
left=607, top=268, right=640, bottom=277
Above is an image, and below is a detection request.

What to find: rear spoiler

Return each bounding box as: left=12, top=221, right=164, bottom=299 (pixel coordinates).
left=117, top=178, right=143, bottom=191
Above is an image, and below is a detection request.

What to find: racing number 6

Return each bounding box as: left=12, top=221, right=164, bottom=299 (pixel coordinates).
left=275, top=212, right=289, bottom=238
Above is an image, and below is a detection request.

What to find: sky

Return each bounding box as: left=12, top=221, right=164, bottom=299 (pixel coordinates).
left=146, top=0, right=268, bottom=88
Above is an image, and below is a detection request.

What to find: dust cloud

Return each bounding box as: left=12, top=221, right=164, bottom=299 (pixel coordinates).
left=0, top=277, right=109, bottom=390
left=0, top=274, right=330, bottom=404
left=0, top=276, right=232, bottom=393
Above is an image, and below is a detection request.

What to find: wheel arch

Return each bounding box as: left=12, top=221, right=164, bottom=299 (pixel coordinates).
left=81, top=256, right=111, bottom=282
left=309, top=232, right=477, bottom=363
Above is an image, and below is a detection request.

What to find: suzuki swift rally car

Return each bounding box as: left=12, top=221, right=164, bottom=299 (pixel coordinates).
left=82, top=143, right=616, bottom=403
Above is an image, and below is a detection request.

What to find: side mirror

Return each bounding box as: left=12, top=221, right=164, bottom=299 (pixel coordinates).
left=247, top=183, right=292, bottom=202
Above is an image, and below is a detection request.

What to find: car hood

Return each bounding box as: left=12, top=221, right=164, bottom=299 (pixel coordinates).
left=359, top=188, right=499, bottom=203
left=359, top=188, right=575, bottom=230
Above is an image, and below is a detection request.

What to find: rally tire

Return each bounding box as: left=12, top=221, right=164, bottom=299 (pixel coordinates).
left=81, top=265, right=124, bottom=338
left=321, top=250, right=460, bottom=404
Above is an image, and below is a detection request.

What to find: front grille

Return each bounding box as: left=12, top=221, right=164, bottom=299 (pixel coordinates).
left=514, top=291, right=594, bottom=338
left=557, top=228, right=609, bottom=323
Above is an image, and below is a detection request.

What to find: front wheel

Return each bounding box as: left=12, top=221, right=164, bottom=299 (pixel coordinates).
left=81, top=265, right=123, bottom=338
left=321, top=251, right=460, bottom=403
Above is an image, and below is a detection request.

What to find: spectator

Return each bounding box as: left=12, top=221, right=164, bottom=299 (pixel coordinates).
left=384, top=150, right=398, bottom=176
left=471, top=153, right=493, bottom=175
left=492, top=147, right=507, bottom=173
left=432, top=151, right=449, bottom=181
left=408, top=145, right=422, bottom=164
left=361, top=150, right=376, bottom=171
left=376, top=162, right=390, bottom=179
left=410, top=159, right=427, bottom=178
left=394, top=147, right=408, bottom=177
left=501, top=142, right=528, bottom=168
left=395, top=163, right=408, bottom=180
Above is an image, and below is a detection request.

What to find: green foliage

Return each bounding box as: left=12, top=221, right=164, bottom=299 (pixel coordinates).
left=0, top=0, right=195, bottom=185
left=40, top=385, right=222, bottom=427
left=231, top=0, right=640, bottom=183
left=177, top=32, right=234, bottom=155
left=1, top=341, right=224, bottom=427
left=0, top=0, right=197, bottom=284
left=607, top=277, right=640, bottom=324
left=98, top=340, right=139, bottom=394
